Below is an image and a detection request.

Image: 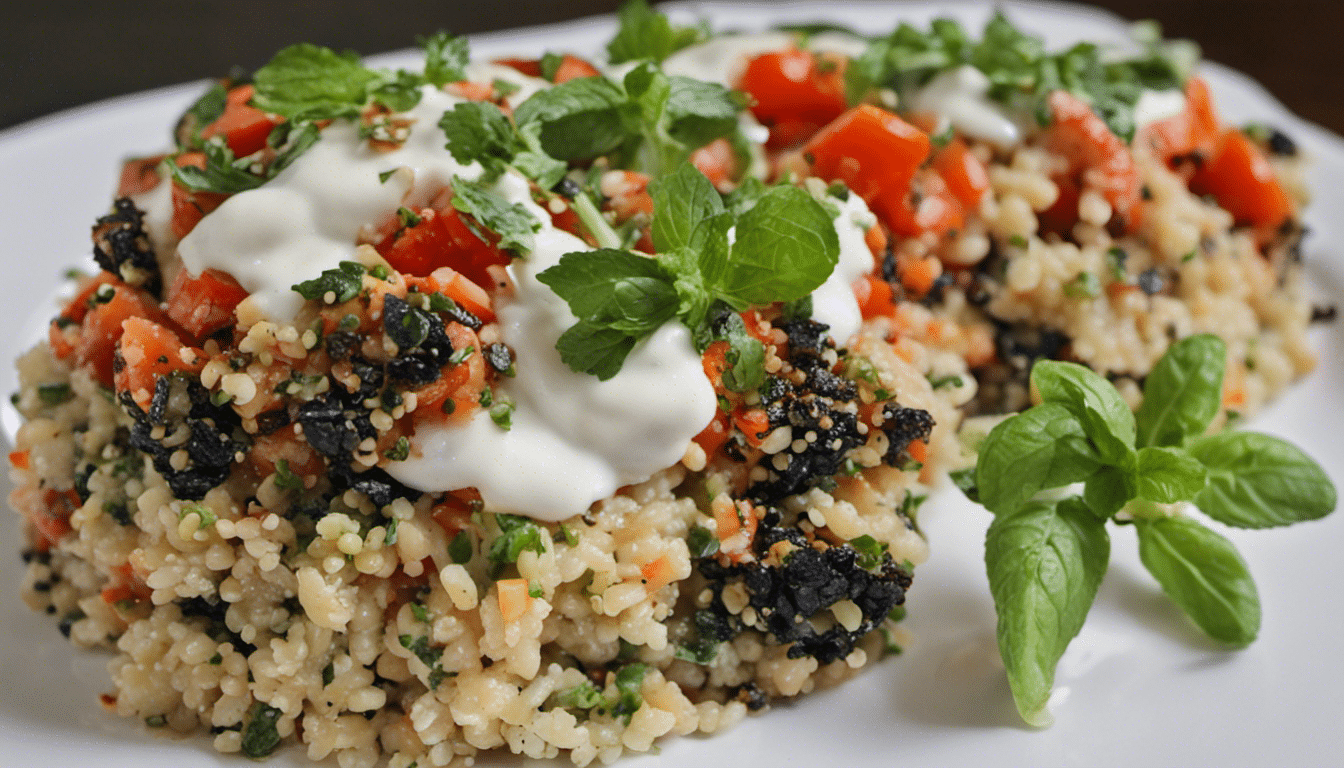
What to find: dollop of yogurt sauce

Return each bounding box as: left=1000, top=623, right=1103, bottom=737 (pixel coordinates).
left=175, top=84, right=720, bottom=522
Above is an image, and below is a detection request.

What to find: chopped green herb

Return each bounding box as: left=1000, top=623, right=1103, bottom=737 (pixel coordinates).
left=145, top=714, right=167, bottom=728
left=179, top=503, right=218, bottom=528
left=449, top=530, right=473, bottom=564
left=410, top=603, right=431, bottom=624
left=687, top=526, right=720, bottom=558
left=553, top=680, right=604, bottom=710
left=489, top=400, right=515, bottom=430
left=36, top=382, right=73, bottom=406
left=384, top=518, right=400, bottom=546
left=273, top=459, right=304, bottom=491
left=448, top=345, right=476, bottom=365
left=848, top=534, right=889, bottom=570
left=486, top=514, right=546, bottom=571
left=1063, top=271, right=1102, bottom=299
left=240, top=702, right=284, bottom=759
left=608, top=663, right=649, bottom=723
left=292, top=261, right=366, bottom=304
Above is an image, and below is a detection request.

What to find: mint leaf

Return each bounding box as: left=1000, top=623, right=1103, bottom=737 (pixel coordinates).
left=251, top=43, right=379, bottom=119
left=720, top=185, right=840, bottom=305
left=717, top=312, right=766, bottom=393
left=663, top=76, right=744, bottom=149
left=171, top=140, right=267, bottom=194
left=1135, top=515, right=1260, bottom=646
left=1135, top=334, right=1226, bottom=448
left=513, top=76, right=631, bottom=160
left=1187, top=431, right=1337, bottom=528
left=986, top=498, right=1109, bottom=726
left=537, top=248, right=676, bottom=324
left=1131, top=445, right=1207, bottom=503
left=449, top=176, right=541, bottom=255
left=976, top=402, right=1103, bottom=516
left=606, top=0, right=705, bottom=65
left=439, top=102, right=520, bottom=178
left=1032, top=360, right=1136, bottom=466
left=420, top=31, right=469, bottom=86
left=292, top=261, right=365, bottom=303
left=648, top=162, right=726, bottom=253
left=175, top=82, right=228, bottom=151
left=554, top=321, right=641, bottom=381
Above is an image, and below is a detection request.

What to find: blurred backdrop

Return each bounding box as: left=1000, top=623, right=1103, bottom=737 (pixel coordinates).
left=1, top=0, right=1340, bottom=134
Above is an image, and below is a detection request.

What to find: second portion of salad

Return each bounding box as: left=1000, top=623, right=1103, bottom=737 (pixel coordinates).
left=6, top=2, right=1330, bottom=767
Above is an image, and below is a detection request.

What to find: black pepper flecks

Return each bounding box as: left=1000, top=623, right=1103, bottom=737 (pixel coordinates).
left=92, top=197, right=160, bottom=296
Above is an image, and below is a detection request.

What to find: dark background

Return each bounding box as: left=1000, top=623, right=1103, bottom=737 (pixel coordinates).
left=1, top=1, right=1340, bottom=134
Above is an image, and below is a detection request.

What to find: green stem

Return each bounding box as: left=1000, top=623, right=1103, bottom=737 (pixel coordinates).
left=571, top=193, right=623, bottom=250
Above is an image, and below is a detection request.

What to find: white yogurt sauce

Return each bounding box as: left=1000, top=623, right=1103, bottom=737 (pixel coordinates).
left=173, top=84, right=717, bottom=522
left=1132, top=88, right=1188, bottom=131
left=178, top=87, right=482, bottom=321
left=811, top=192, right=879, bottom=346
left=387, top=174, right=717, bottom=520
left=908, top=66, right=1024, bottom=149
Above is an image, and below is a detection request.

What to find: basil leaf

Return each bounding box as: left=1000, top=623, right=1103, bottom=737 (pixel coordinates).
left=606, top=0, right=704, bottom=65
left=1082, top=465, right=1129, bottom=519
left=449, top=176, right=540, bottom=255
left=1031, top=360, right=1136, bottom=466
left=720, top=185, right=840, bottom=305
left=1135, top=334, right=1226, bottom=448
left=1135, top=515, right=1260, bottom=646
left=1187, top=431, right=1337, bottom=528
left=1132, top=445, right=1207, bottom=503
left=251, top=43, right=378, bottom=119
left=649, top=162, right=725, bottom=253
left=420, top=31, right=469, bottom=86
left=976, top=402, right=1102, bottom=516
left=438, top=101, right=520, bottom=178
left=554, top=320, right=640, bottom=381
left=986, top=498, right=1110, bottom=726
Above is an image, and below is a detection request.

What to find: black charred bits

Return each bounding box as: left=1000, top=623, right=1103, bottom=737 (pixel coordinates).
left=384, top=295, right=456, bottom=386
left=92, top=198, right=160, bottom=296
left=123, top=376, right=244, bottom=500
left=484, top=343, right=515, bottom=376
left=880, top=405, right=934, bottom=465
left=745, top=318, right=867, bottom=504
left=699, top=511, right=912, bottom=666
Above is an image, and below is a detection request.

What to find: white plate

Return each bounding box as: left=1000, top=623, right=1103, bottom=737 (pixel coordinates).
left=1, top=2, right=1341, bottom=766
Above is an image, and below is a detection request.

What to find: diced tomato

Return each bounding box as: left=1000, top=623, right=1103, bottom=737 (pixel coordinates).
left=896, top=250, right=943, bottom=299
left=690, top=138, right=739, bottom=190
left=495, top=54, right=600, bottom=84
left=406, top=320, right=487, bottom=422
left=33, top=489, right=80, bottom=548
left=445, top=80, right=496, bottom=102
left=48, top=273, right=119, bottom=359
left=164, top=268, right=249, bottom=342
left=117, top=155, right=166, bottom=197
left=739, top=48, right=849, bottom=150
left=115, top=317, right=207, bottom=411
left=876, top=170, right=964, bottom=239
left=804, top=105, right=931, bottom=223
left=377, top=207, right=511, bottom=290
left=170, top=152, right=229, bottom=239
left=1041, top=90, right=1142, bottom=229
left=430, top=494, right=475, bottom=537
left=201, top=85, right=280, bottom=158
left=701, top=340, right=731, bottom=389
left=76, top=282, right=169, bottom=388
left=733, top=407, right=771, bottom=447
left=1141, top=76, right=1220, bottom=165
left=932, top=138, right=990, bottom=210
left=247, top=430, right=325, bottom=482
left=424, top=267, right=495, bottom=322
left=1190, top=128, right=1296, bottom=230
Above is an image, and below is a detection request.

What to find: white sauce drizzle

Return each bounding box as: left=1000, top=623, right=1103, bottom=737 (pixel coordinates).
left=178, top=88, right=482, bottom=321
left=1133, top=88, right=1188, bottom=131
left=908, top=66, right=1024, bottom=149
left=811, top=192, right=878, bottom=347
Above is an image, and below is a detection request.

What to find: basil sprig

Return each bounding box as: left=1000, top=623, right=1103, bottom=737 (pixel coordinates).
left=536, top=163, right=839, bottom=380
left=971, top=334, right=1335, bottom=725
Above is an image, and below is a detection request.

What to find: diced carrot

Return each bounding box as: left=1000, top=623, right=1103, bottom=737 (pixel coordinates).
left=713, top=500, right=743, bottom=540
left=855, top=274, right=896, bottom=320
left=164, top=267, right=249, bottom=342
left=9, top=451, right=29, bottom=470
left=906, top=438, right=929, bottom=465
left=1190, top=128, right=1296, bottom=231
left=692, top=410, right=732, bottom=458
left=733, top=408, right=771, bottom=447
left=896, top=252, right=942, bottom=299
left=640, top=554, right=677, bottom=593
left=115, top=317, right=207, bottom=411
left=864, top=223, right=888, bottom=262
left=496, top=578, right=532, bottom=622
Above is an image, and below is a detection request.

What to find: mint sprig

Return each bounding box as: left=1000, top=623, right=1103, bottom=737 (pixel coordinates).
left=537, top=163, right=838, bottom=380
left=969, top=334, right=1336, bottom=724
left=606, top=0, right=706, bottom=65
